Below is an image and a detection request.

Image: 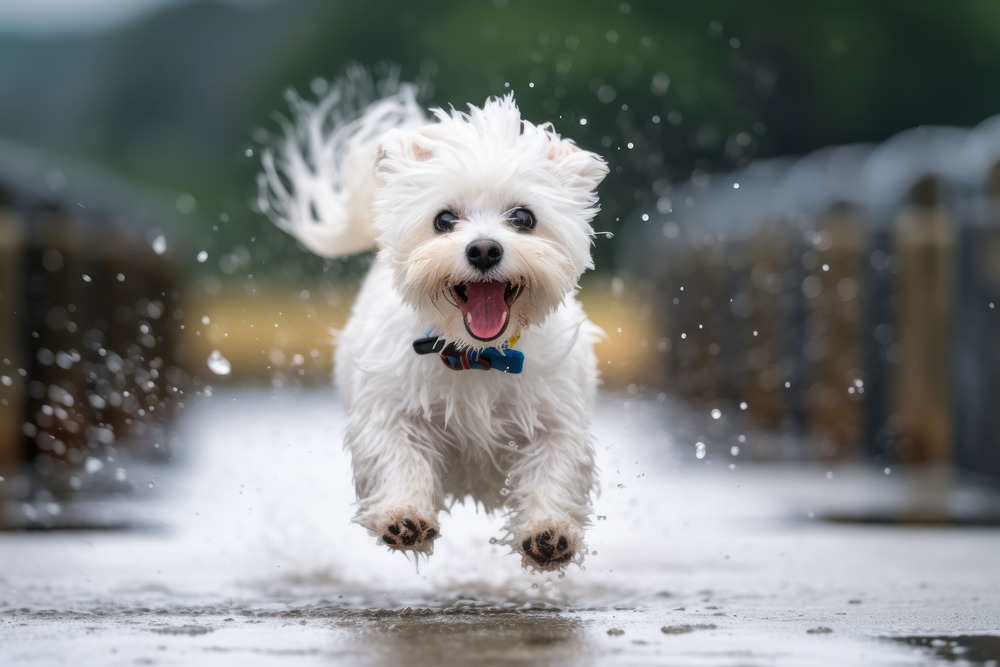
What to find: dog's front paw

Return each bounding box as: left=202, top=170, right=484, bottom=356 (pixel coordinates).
left=378, top=513, right=439, bottom=553
left=520, top=526, right=579, bottom=570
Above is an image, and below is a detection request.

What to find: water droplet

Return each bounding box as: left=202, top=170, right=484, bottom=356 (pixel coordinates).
left=84, top=457, right=103, bottom=474
left=695, top=442, right=707, bottom=459
left=207, top=350, right=232, bottom=376
left=499, top=488, right=510, bottom=496
left=197, top=250, right=208, bottom=263
left=82, top=274, right=92, bottom=283
left=711, top=408, right=722, bottom=420
left=147, top=481, right=155, bottom=489
left=0, top=375, right=11, bottom=387
left=739, top=401, right=748, bottom=410
left=730, top=445, right=740, bottom=456
left=115, top=468, right=128, bottom=482
left=176, top=193, right=196, bottom=214
left=596, top=514, right=607, bottom=521
left=201, top=315, right=210, bottom=325
left=616, top=483, right=626, bottom=489
left=151, top=235, right=167, bottom=255
left=244, top=148, right=254, bottom=157
left=883, top=467, right=892, bottom=476
left=489, top=537, right=497, bottom=545
left=825, top=471, right=833, bottom=480
left=650, top=71, right=669, bottom=95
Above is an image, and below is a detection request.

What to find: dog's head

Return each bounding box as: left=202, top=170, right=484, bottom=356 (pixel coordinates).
left=372, top=94, right=608, bottom=349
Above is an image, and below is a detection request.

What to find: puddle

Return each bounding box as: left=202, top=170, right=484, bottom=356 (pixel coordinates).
left=889, top=635, right=1000, bottom=664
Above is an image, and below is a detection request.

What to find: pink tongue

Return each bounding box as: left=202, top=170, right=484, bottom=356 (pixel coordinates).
left=461, top=281, right=509, bottom=340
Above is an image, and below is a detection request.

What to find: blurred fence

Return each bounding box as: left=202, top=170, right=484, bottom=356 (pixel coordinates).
left=0, top=142, right=188, bottom=525
left=621, top=118, right=1000, bottom=478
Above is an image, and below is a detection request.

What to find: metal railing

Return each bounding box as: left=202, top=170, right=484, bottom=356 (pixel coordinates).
left=0, top=142, right=188, bottom=525
left=620, top=117, right=1000, bottom=476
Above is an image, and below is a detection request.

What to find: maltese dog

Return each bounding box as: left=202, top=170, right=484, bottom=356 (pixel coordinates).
left=258, top=70, right=607, bottom=570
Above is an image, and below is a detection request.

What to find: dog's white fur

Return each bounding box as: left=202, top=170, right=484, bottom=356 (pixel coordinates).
left=258, top=70, right=608, bottom=569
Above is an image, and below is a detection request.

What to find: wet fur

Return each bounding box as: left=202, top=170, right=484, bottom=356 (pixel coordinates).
left=259, top=71, right=608, bottom=569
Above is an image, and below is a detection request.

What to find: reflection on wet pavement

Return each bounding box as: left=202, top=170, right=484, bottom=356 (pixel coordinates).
left=889, top=635, right=1000, bottom=664
left=354, top=608, right=586, bottom=667
left=1, top=389, right=999, bottom=666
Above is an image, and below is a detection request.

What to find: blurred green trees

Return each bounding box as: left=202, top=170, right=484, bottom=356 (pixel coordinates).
left=2, top=0, right=1000, bottom=271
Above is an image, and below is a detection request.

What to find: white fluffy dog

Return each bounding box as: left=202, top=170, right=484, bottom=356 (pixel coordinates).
left=258, top=71, right=608, bottom=570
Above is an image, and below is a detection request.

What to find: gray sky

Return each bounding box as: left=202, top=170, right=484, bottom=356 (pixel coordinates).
left=0, top=0, right=186, bottom=33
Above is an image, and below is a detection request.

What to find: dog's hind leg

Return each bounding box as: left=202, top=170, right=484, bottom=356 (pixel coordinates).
left=344, top=415, right=444, bottom=554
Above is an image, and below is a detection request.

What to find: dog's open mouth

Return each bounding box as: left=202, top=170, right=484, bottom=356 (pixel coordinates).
left=452, top=281, right=522, bottom=341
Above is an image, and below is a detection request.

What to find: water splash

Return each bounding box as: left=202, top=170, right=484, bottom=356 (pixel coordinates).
left=151, top=235, right=167, bottom=255
left=207, top=350, right=232, bottom=376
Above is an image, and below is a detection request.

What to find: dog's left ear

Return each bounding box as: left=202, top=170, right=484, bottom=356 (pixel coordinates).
left=546, top=136, right=609, bottom=192
left=375, top=126, right=439, bottom=179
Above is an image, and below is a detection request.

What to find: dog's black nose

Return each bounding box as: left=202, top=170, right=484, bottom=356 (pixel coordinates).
left=466, top=239, right=503, bottom=272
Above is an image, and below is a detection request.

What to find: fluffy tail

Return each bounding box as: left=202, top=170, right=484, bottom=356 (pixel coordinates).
left=256, top=67, right=426, bottom=258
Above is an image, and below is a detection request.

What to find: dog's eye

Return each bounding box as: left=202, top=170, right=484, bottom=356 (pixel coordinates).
left=434, top=211, right=458, bottom=233
left=508, top=207, right=536, bottom=232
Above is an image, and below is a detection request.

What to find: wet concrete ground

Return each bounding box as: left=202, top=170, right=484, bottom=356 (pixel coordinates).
left=1, top=390, right=999, bottom=666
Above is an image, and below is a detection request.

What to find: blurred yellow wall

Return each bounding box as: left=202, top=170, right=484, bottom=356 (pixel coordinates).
left=183, top=277, right=657, bottom=389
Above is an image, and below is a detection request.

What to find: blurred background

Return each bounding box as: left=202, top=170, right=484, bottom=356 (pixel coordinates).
left=2, top=0, right=1000, bottom=529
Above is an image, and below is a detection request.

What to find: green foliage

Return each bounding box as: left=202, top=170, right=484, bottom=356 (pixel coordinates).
left=2, top=0, right=1000, bottom=274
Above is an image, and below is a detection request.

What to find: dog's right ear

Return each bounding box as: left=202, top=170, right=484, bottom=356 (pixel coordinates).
left=375, top=126, right=438, bottom=178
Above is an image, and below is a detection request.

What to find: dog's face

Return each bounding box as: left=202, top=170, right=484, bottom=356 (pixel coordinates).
left=372, top=95, right=608, bottom=348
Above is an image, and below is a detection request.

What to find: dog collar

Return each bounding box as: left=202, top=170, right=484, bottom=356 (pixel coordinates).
left=412, top=330, right=524, bottom=374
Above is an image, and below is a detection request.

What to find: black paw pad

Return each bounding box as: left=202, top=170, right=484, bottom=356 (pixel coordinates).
left=522, top=529, right=574, bottom=569
left=380, top=516, right=439, bottom=550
